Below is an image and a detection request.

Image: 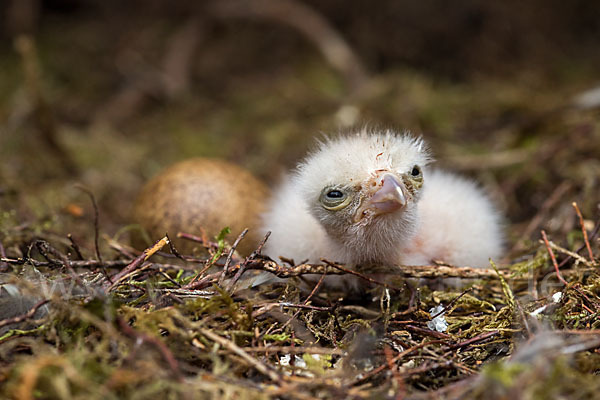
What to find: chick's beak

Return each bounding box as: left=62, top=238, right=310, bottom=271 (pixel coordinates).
left=356, top=174, right=407, bottom=221
left=370, top=174, right=407, bottom=213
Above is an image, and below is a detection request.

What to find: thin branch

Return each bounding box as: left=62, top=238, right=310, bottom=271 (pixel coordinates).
left=279, top=273, right=328, bottom=332
left=235, top=346, right=345, bottom=356
left=351, top=339, right=446, bottom=385
left=75, top=185, right=103, bottom=264
left=227, top=231, right=271, bottom=292
left=0, top=299, right=49, bottom=329
left=541, top=230, right=568, bottom=286
left=0, top=257, right=130, bottom=269
left=430, top=288, right=473, bottom=319
left=105, top=236, right=169, bottom=291
left=445, top=330, right=499, bottom=351
left=35, top=240, right=85, bottom=287
left=217, top=228, right=248, bottom=287
left=66, top=234, right=84, bottom=260
left=546, top=240, right=592, bottom=267
left=572, top=202, right=595, bottom=262
left=322, top=259, right=403, bottom=291
left=558, top=218, right=600, bottom=268
left=199, top=328, right=281, bottom=382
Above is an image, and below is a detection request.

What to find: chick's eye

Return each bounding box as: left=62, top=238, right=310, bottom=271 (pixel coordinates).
left=320, top=188, right=350, bottom=210
left=411, top=166, right=421, bottom=177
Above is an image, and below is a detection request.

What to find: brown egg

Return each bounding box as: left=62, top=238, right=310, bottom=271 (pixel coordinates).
left=131, top=158, right=269, bottom=255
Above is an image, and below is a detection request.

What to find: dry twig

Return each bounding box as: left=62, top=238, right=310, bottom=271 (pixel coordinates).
left=0, top=299, right=49, bottom=329
left=541, top=230, right=568, bottom=286
left=572, top=202, right=595, bottom=262
left=105, top=236, right=169, bottom=291
left=199, top=327, right=281, bottom=382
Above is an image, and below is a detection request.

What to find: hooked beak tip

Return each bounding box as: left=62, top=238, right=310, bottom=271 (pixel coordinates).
left=372, top=174, right=406, bottom=204
left=354, top=173, right=410, bottom=223
left=366, top=174, right=407, bottom=215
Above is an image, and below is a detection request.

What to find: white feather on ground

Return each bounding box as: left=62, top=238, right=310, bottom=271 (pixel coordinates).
left=259, top=129, right=504, bottom=289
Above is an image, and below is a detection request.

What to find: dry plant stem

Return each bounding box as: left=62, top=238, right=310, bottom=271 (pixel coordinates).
left=277, top=303, right=332, bottom=312
left=558, top=219, right=600, bottom=268
left=106, top=236, right=169, bottom=291
left=516, top=301, right=532, bottom=338
left=66, top=234, right=83, bottom=260
left=445, top=330, right=499, bottom=351
left=279, top=273, right=328, bottom=333
left=177, top=232, right=230, bottom=288
left=183, top=264, right=217, bottom=290
left=199, top=327, right=281, bottom=382
left=2, top=255, right=550, bottom=283
left=246, top=259, right=537, bottom=280
left=303, top=273, right=326, bottom=305
left=252, top=302, right=331, bottom=319
left=165, top=233, right=184, bottom=260
left=539, top=232, right=597, bottom=310
left=0, top=299, right=49, bottom=329
left=572, top=202, right=595, bottom=262
left=157, top=269, right=181, bottom=288
left=35, top=240, right=85, bottom=287
left=246, top=259, right=344, bottom=277
left=322, top=259, right=403, bottom=291
left=105, top=235, right=138, bottom=259
left=572, top=283, right=599, bottom=312
left=541, top=230, right=568, bottom=285
left=0, top=257, right=130, bottom=269
left=217, top=228, right=248, bottom=287
left=227, top=231, right=272, bottom=292
left=547, top=240, right=592, bottom=267
left=352, top=340, right=446, bottom=385
left=405, top=325, right=450, bottom=339
left=75, top=185, right=103, bottom=264
left=117, top=318, right=182, bottom=381
left=430, top=288, right=473, bottom=319
left=235, top=346, right=346, bottom=356
left=178, top=231, right=219, bottom=248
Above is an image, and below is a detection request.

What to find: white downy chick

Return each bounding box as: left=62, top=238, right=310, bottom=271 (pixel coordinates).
left=260, top=129, right=504, bottom=288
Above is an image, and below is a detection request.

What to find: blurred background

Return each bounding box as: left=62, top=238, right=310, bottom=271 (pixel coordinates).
left=1, top=0, right=599, bottom=257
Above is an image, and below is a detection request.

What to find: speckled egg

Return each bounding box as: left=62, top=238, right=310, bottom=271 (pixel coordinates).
left=132, top=158, right=269, bottom=255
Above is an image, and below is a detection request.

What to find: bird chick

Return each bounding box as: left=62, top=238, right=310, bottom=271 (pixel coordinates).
left=261, top=130, right=503, bottom=288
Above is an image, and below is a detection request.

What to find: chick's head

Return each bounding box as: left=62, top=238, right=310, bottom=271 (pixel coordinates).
left=294, top=130, right=432, bottom=265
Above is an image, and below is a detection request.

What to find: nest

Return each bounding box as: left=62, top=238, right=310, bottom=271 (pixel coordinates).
left=0, top=208, right=598, bottom=399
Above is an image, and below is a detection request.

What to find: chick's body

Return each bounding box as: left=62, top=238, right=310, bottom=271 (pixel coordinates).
left=261, top=131, right=503, bottom=287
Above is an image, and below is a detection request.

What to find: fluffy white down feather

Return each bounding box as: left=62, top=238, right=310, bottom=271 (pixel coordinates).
left=260, top=130, right=504, bottom=288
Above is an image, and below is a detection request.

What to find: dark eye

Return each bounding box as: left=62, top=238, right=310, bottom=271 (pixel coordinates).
left=320, top=188, right=350, bottom=210
left=411, top=166, right=421, bottom=177
left=326, top=190, right=344, bottom=199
